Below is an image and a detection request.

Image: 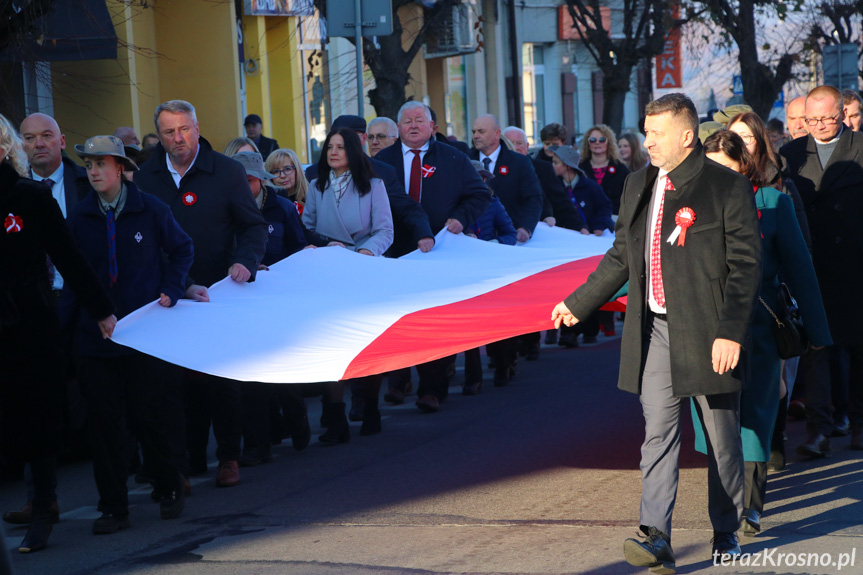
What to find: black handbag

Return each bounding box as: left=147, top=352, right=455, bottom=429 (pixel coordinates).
left=759, top=283, right=808, bottom=359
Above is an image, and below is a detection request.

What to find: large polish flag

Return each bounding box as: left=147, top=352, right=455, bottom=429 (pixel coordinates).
left=111, top=224, right=621, bottom=383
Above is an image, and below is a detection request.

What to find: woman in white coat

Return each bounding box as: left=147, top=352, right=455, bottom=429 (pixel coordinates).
left=303, top=128, right=393, bottom=443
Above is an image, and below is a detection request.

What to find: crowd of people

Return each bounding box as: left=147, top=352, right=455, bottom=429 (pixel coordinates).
left=1, top=84, right=861, bottom=574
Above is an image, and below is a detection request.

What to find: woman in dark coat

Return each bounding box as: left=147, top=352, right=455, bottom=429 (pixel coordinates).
left=0, top=114, right=116, bottom=552
left=695, top=131, right=831, bottom=535
left=578, top=124, right=630, bottom=216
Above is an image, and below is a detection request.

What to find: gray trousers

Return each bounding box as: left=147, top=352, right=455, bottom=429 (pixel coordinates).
left=639, top=317, right=744, bottom=537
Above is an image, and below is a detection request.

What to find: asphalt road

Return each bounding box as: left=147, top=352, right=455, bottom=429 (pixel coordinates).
left=2, top=332, right=862, bottom=574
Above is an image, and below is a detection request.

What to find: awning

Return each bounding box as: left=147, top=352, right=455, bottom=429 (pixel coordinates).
left=0, top=0, right=117, bottom=62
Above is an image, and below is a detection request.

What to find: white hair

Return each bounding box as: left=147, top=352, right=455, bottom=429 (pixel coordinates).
left=397, top=101, right=432, bottom=123
left=502, top=126, right=527, bottom=139
left=368, top=117, right=398, bottom=137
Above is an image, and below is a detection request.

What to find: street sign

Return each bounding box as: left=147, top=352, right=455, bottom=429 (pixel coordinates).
left=823, top=44, right=860, bottom=91
left=328, top=0, right=394, bottom=38
left=732, top=74, right=743, bottom=96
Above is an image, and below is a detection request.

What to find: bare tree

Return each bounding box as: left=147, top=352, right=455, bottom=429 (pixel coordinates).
left=563, top=0, right=675, bottom=135
left=807, top=0, right=863, bottom=82
left=687, top=0, right=802, bottom=119
left=314, top=0, right=470, bottom=119
left=0, top=0, right=55, bottom=52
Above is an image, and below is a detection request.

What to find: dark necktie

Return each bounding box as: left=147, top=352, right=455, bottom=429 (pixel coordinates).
left=482, top=157, right=491, bottom=173
left=408, top=149, right=422, bottom=203
left=107, top=207, right=118, bottom=286
left=43, top=178, right=57, bottom=284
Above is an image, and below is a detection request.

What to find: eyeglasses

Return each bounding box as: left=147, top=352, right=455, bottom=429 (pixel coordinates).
left=736, top=133, right=755, bottom=144
left=805, top=113, right=841, bottom=127
left=368, top=134, right=394, bottom=142
left=588, top=137, right=607, bottom=144
left=270, top=166, right=295, bottom=176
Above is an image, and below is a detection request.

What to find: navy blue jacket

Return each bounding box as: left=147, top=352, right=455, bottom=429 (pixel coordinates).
left=534, top=157, right=586, bottom=231
left=580, top=159, right=630, bottom=216
left=562, top=175, right=613, bottom=232
left=135, top=137, right=268, bottom=287
left=375, top=138, right=490, bottom=247
left=469, top=143, right=544, bottom=235
left=470, top=195, right=517, bottom=245
left=260, top=186, right=307, bottom=265
left=64, top=181, right=193, bottom=357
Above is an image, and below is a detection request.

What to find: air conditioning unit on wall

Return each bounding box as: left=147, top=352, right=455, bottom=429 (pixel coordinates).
left=424, top=3, right=475, bottom=59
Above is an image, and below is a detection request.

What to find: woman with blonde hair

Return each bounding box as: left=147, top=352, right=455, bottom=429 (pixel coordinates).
left=224, top=137, right=259, bottom=157
left=265, top=148, right=308, bottom=213
left=1, top=114, right=116, bottom=552
left=578, top=124, right=629, bottom=216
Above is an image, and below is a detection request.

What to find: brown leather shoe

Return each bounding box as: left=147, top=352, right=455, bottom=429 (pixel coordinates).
left=215, top=460, right=240, bottom=488
left=3, top=500, right=60, bottom=525
left=416, top=395, right=440, bottom=413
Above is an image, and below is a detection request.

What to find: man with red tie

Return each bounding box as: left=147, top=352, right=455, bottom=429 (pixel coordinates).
left=552, top=93, right=762, bottom=572
left=375, top=101, right=489, bottom=412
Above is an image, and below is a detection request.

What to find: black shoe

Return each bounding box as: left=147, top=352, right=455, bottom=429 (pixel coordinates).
left=711, top=531, right=741, bottom=562
left=558, top=333, right=578, bottom=348
left=348, top=398, right=365, bottom=422
left=526, top=343, right=540, bottom=361
left=493, top=368, right=510, bottom=387
left=623, top=526, right=675, bottom=574
left=582, top=335, right=597, bottom=344
left=462, top=381, right=482, bottom=395
left=92, top=512, right=130, bottom=535
left=544, top=330, right=558, bottom=345
left=360, top=403, right=382, bottom=436
left=742, top=509, right=760, bottom=536
left=289, top=408, right=311, bottom=452
left=832, top=415, right=850, bottom=437
left=18, top=515, right=53, bottom=553
left=160, top=489, right=185, bottom=520
left=319, top=402, right=350, bottom=445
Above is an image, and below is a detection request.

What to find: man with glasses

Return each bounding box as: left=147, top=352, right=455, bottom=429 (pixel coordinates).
left=367, top=117, right=398, bottom=157
left=780, top=85, right=863, bottom=457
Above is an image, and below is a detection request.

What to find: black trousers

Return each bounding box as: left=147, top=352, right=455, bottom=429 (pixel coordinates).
left=79, top=353, right=185, bottom=515
left=185, top=372, right=243, bottom=465
left=415, top=356, right=454, bottom=401
left=487, top=337, right=518, bottom=374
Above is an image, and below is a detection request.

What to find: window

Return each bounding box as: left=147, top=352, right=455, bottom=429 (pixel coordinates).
left=522, top=44, right=546, bottom=146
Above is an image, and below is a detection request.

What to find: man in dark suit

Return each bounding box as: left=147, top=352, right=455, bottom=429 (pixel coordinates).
left=468, top=115, right=543, bottom=380
left=502, top=125, right=585, bottom=232
left=553, top=93, right=762, bottom=571
left=4, top=113, right=92, bottom=526
left=137, top=100, right=268, bottom=489
left=780, top=85, right=863, bottom=455
left=244, top=114, right=279, bottom=159
left=376, top=101, right=490, bottom=413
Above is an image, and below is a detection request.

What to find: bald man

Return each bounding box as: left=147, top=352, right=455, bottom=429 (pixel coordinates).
left=113, top=127, right=141, bottom=147
left=781, top=85, right=863, bottom=457
left=786, top=96, right=808, bottom=139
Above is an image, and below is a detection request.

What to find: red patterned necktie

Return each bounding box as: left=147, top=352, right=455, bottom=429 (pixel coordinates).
left=408, top=149, right=422, bottom=203
left=650, top=176, right=674, bottom=308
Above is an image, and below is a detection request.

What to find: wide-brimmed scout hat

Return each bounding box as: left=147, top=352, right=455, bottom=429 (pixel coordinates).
left=548, top=145, right=585, bottom=174
left=233, top=151, right=275, bottom=181
left=698, top=121, right=724, bottom=144
left=713, top=104, right=753, bottom=125
left=74, top=135, right=138, bottom=171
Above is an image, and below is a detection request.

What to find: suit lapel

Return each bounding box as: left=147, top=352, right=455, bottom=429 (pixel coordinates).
left=818, top=129, right=859, bottom=192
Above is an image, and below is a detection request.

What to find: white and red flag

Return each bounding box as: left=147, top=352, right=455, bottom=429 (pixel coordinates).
left=112, top=224, right=622, bottom=383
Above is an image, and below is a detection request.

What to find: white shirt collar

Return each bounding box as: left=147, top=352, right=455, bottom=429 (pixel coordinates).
left=814, top=125, right=843, bottom=145
left=32, top=162, right=64, bottom=184
left=480, top=143, right=502, bottom=165
left=166, top=142, right=201, bottom=181
left=401, top=140, right=430, bottom=155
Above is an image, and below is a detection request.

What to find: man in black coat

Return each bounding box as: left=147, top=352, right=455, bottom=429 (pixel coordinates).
left=553, top=93, right=762, bottom=570
left=243, top=114, right=279, bottom=159
left=376, top=101, right=490, bottom=413
left=136, top=99, right=268, bottom=489
left=780, top=85, right=863, bottom=455
left=503, top=126, right=585, bottom=232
